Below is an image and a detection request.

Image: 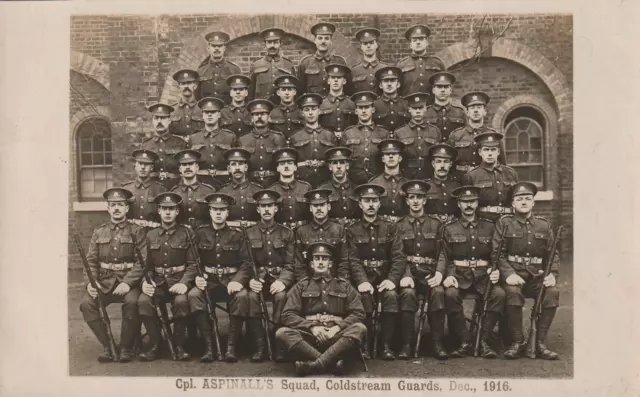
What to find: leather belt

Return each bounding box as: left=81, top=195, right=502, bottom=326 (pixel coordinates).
left=100, top=262, right=135, bottom=271
left=226, top=220, right=257, bottom=228
left=334, top=217, right=357, bottom=226
left=305, top=314, right=343, bottom=324
left=508, top=255, right=543, bottom=265
left=454, top=259, right=489, bottom=268
left=298, top=160, right=326, bottom=168
left=204, top=265, right=238, bottom=276
left=197, top=169, right=230, bottom=177
left=251, top=170, right=276, bottom=178
left=456, top=164, right=472, bottom=172
left=407, top=256, right=436, bottom=265
left=282, top=220, right=306, bottom=230
left=150, top=171, right=179, bottom=180
left=262, top=266, right=283, bottom=276
left=129, top=219, right=160, bottom=228
left=363, top=260, right=387, bottom=268
left=380, top=214, right=401, bottom=223
left=479, top=206, right=512, bottom=214
left=154, top=265, right=186, bottom=275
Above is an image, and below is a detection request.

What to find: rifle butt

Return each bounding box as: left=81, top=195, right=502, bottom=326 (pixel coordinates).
left=525, top=326, right=537, bottom=359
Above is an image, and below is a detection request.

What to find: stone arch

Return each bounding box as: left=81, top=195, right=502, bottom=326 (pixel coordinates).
left=160, top=15, right=359, bottom=104
left=70, top=51, right=110, bottom=91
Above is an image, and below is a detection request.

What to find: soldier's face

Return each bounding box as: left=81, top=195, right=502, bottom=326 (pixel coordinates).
left=158, top=206, right=179, bottom=224
left=257, top=203, right=278, bottom=221
left=209, top=206, right=230, bottom=225
left=179, top=81, right=198, bottom=98
left=432, top=84, right=452, bottom=102
left=134, top=161, right=153, bottom=178
left=478, top=146, right=499, bottom=164
left=432, top=157, right=452, bottom=178
left=203, top=110, right=221, bottom=126
left=265, top=39, right=281, bottom=55
left=315, top=34, right=332, bottom=52
left=405, top=194, right=427, bottom=212
left=208, top=43, right=226, bottom=59
left=466, top=104, right=486, bottom=122
left=107, top=201, right=129, bottom=222
left=310, top=255, right=332, bottom=276
left=310, top=202, right=330, bottom=221
left=359, top=197, right=381, bottom=215
left=276, top=160, right=297, bottom=178
left=302, top=105, right=320, bottom=124
left=329, top=160, right=349, bottom=179
left=228, top=160, right=248, bottom=180
left=252, top=111, right=269, bottom=127
left=152, top=115, right=171, bottom=132
left=230, top=87, right=249, bottom=103
left=382, top=152, right=402, bottom=168
left=179, top=160, right=199, bottom=178
left=361, top=40, right=378, bottom=57
left=355, top=104, right=374, bottom=123
left=457, top=199, right=478, bottom=215
left=379, top=78, right=400, bottom=95
left=410, top=37, right=428, bottom=53
left=409, top=105, right=426, bottom=122
left=277, top=87, right=296, bottom=104
left=512, top=194, right=535, bottom=215
left=328, top=75, right=346, bottom=92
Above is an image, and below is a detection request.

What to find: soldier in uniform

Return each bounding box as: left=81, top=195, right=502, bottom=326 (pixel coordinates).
left=298, top=22, right=347, bottom=97
left=249, top=28, right=296, bottom=102
left=220, top=74, right=252, bottom=137
left=268, top=147, right=312, bottom=230
left=289, top=93, right=338, bottom=187
left=342, top=184, right=409, bottom=360
left=397, top=24, right=445, bottom=96
left=439, top=186, right=505, bottom=358
left=276, top=242, right=366, bottom=376
left=138, top=192, right=197, bottom=361
left=373, top=66, right=410, bottom=131
left=190, top=97, right=237, bottom=190
left=318, top=147, right=361, bottom=224
left=197, top=31, right=241, bottom=104
left=218, top=148, right=261, bottom=227
left=238, top=99, right=286, bottom=188
left=293, top=189, right=348, bottom=281
left=122, top=149, right=165, bottom=228
left=170, top=69, right=204, bottom=139
left=425, top=144, right=462, bottom=223
left=448, top=91, right=505, bottom=178
left=462, top=132, right=519, bottom=222
left=351, top=28, right=388, bottom=94
left=80, top=187, right=145, bottom=363
left=342, top=91, right=390, bottom=185
left=369, top=139, right=409, bottom=222
left=319, top=64, right=357, bottom=140
left=188, top=193, right=254, bottom=363
left=141, top=103, right=188, bottom=190
left=269, top=75, right=304, bottom=139
left=170, top=149, right=217, bottom=230
left=395, top=180, right=448, bottom=359
left=495, top=182, right=560, bottom=360
left=395, top=92, right=441, bottom=180
left=245, top=190, right=297, bottom=362
left=425, top=72, right=466, bottom=142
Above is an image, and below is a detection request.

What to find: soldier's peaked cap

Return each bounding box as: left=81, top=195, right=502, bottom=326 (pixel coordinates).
left=227, top=74, right=251, bottom=88
left=428, top=143, right=457, bottom=159
left=351, top=91, right=378, bottom=106
left=173, top=69, right=199, bottom=83
left=274, top=74, right=299, bottom=88
left=204, top=193, right=235, bottom=208
left=247, top=99, right=274, bottom=113
left=311, top=22, right=336, bottom=36
left=260, top=28, right=286, bottom=40
left=273, top=147, right=299, bottom=163
left=325, top=64, right=351, bottom=77
left=131, top=149, right=159, bottom=163
left=304, top=189, right=333, bottom=204
left=198, top=97, right=225, bottom=111
left=452, top=185, right=480, bottom=201
left=510, top=181, right=538, bottom=199
left=404, top=24, right=431, bottom=40
left=325, top=146, right=352, bottom=162
left=174, top=149, right=202, bottom=163
left=429, top=71, right=456, bottom=86
left=147, top=103, right=174, bottom=116
left=224, top=148, right=251, bottom=162
left=253, top=189, right=281, bottom=205
left=474, top=131, right=503, bottom=147
left=375, top=66, right=402, bottom=81
left=401, top=180, right=430, bottom=195
left=154, top=192, right=183, bottom=207
left=404, top=92, right=431, bottom=107
left=378, top=139, right=405, bottom=154
left=461, top=91, right=490, bottom=108
left=298, top=93, right=323, bottom=108
left=306, top=242, right=337, bottom=259
left=355, top=28, right=381, bottom=42
left=204, top=31, right=230, bottom=44
left=354, top=184, right=386, bottom=199
left=103, top=187, right=133, bottom=202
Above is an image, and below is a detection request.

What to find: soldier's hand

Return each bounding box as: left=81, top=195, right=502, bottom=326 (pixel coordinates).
left=86, top=283, right=99, bottom=299
left=169, top=283, right=188, bottom=295
left=543, top=273, right=556, bottom=287
left=505, top=274, right=525, bottom=286
left=112, top=282, right=131, bottom=296
left=249, top=278, right=264, bottom=293
left=378, top=279, right=396, bottom=292
left=443, top=276, right=458, bottom=288
left=195, top=275, right=208, bottom=290
left=311, top=326, right=327, bottom=344
left=400, top=277, right=414, bottom=288
left=488, top=269, right=500, bottom=284
left=357, top=282, right=374, bottom=294
left=227, top=281, right=244, bottom=294
left=142, top=280, right=156, bottom=297
left=325, top=325, right=341, bottom=340
left=269, top=280, right=286, bottom=294
left=427, top=271, right=443, bottom=288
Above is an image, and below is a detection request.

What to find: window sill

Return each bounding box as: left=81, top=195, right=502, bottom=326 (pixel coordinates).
left=73, top=201, right=106, bottom=212
left=535, top=191, right=554, bottom=201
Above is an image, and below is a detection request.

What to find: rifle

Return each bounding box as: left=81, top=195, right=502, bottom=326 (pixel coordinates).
left=129, top=232, right=178, bottom=361
left=414, top=239, right=442, bottom=358
left=473, top=226, right=507, bottom=357
left=73, top=233, right=119, bottom=361
left=185, top=230, right=224, bottom=361
left=526, top=225, right=563, bottom=359
left=242, top=226, right=274, bottom=361
left=371, top=294, right=382, bottom=359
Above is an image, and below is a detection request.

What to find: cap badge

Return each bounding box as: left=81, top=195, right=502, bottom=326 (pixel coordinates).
left=234, top=151, right=240, bottom=157
left=284, top=78, right=289, bottom=83
left=112, top=191, right=122, bottom=199
left=214, top=35, right=219, bottom=40
left=388, top=70, right=393, bottom=75
left=336, top=151, right=341, bottom=156
left=334, top=67, right=338, bottom=73
left=263, top=193, right=269, bottom=199
left=472, top=95, right=478, bottom=100
left=165, top=196, right=172, bottom=202
left=315, top=193, right=320, bottom=199
left=361, top=95, right=366, bottom=101
left=519, top=186, right=526, bottom=192
left=184, top=72, right=189, bottom=78
left=141, top=153, right=148, bottom=158
left=414, top=184, right=420, bottom=189
left=216, top=197, right=222, bottom=202
left=319, top=246, right=325, bottom=252
left=236, top=78, right=241, bottom=84
left=367, top=188, right=374, bottom=193
left=269, top=31, right=275, bottom=36
left=487, top=136, right=494, bottom=141
left=416, top=28, right=421, bottom=34
left=415, top=97, right=420, bottom=102
left=364, top=32, right=370, bottom=37
left=465, top=190, right=471, bottom=195
left=440, top=148, right=446, bottom=153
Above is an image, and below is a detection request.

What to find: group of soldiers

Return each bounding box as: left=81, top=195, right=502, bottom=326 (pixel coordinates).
left=78, top=22, right=563, bottom=376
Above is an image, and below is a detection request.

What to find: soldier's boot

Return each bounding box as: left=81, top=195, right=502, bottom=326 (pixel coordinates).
left=273, top=328, right=287, bottom=363
left=118, top=317, right=140, bottom=363
left=139, top=316, right=161, bottom=362
left=291, top=339, right=323, bottom=375
left=479, top=312, right=499, bottom=359
left=187, top=315, right=199, bottom=353
left=295, top=338, right=354, bottom=376
left=449, top=312, right=471, bottom=358
left=247, top=318, right=265, bottom=363
left=503, top=306, right=525, bottom=360
left=173, top=318, right=191, bottom=361
left=380, top=313, right=397, bottom=361
left=499, top=315, right=512, bottom=348
left=361, top=314, right=372, bottom=359
left=429, top=311, right=449, bottom=360
left=195, top=313, right=215, bottom=363
left=87, top=320, right=115, bottom=363
left=534, top=308, right=559, bottom=360
left=225, top=316, right=243, bottom=363
left=398, top=312, right=415, bottom=360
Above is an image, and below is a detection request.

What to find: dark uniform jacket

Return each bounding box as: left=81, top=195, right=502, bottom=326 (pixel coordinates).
left=268, top=179, right=312, bottom=226
left=269, top=103, right=304, bottom=139
left=319, top=94, right=357, bottom=139
left=318, top=178, right=362, bottom=221
left=368, top=172, right=409, bottom=218
left=170, top=100, right=204, bottom=138
left=294, top=220, right=347, bottom=281
left=140, top=133, right=188, bottom=187
left=448, top=125, right=506, bottom=171
left=121, top=178, right=166, bottom=225
left=397, top=54, right=445, bottom=96
left=425, top=177, right=461, bottom=219
left=373, top=95, right=410, bottom=131
left=394, top=121, right=441, bottom=180
left=190, top=127, right=237, bottom=173
left=197, top=57, right=242, bottom=104
left=195, top=224, right=254, bottom=286
left=146, top=224, right=197, bottom=287
left=341, top=123, right=390, bottom=183
left=298, top=52, right=347, bottom=96
left=246, top=221, right=296, bottom=287
left=218, top=179, right=262, bottom=223
left=238, top=129, right=286, bottom=177
left=425, top=102, right=466, bottom=142
left=289, top=125, right=337, bottom=187
left=396, top=214, right=445, bottom=280
left=249, top=54, right=296, bottom=101
left=220, top=104, right=252, bottom=138
left=170, top=181, right=217, bottom=229
left=281, top=276, right=365, bottom=330
left=462, top=164, right=519, bottom=208
left=85, top=221, right=146, bottom=292
left=350, top=59, right=388, bottom=94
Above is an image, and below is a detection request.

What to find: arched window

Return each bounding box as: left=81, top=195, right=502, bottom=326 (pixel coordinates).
left=504, top=107, right=546, bottom=187
left=77, top=118, right=113, bottom=200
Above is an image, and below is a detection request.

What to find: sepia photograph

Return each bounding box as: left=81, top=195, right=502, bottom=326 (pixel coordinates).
left=67, top=12, right=574, bottom=379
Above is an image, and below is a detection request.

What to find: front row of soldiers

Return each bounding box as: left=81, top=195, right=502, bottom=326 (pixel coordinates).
left=79, top=173, right=561, bottom=374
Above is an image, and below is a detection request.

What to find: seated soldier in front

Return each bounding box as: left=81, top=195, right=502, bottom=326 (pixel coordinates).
left=276, top=242, right=366, bottom=376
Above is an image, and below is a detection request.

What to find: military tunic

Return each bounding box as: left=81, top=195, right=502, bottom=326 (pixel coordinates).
left=318, top=178, right=362, bottom=222
left=341, top=123, right=390, bottom=185
left=294, top=220, right=347, bottom=281
left=425, top=103, right=466, bottom=142
left=350, top=59, right=388, bottom=94
left=170, top=100, right=204, bottom=138
left=368, top=173, right=409, bottom=219
left=190, top=127, right=237, bottom=189
left=462, top=164, right=519, bottom=221
left=121, top=178, right=166, bottom=227
left=373, top=95, right=410, bottom=132
left=140, top=133, right=188, bottom=190
left=197, top=57, right=242, bottom=104
left=319, top=94, right=357, bottom=139
left=425, top=177, right=462, bottom=222
left=448, top=125, right=506, bottom=175
left=397, top=54, right=445, bottom=96
left=394, top=121, right=442, bottom=180
left=269, top=103, right=304, bottom=139
left=170, top=181, right=217, bottom=229
left=267, top=179, right=312, bottom=228
left=249, top=54, right=296, bottom=101
left=220, top=104, right=252, bottom=138
left=289, top=125, right=337, bottom=187
left=298, top=52, right=347, bottom=96
left=218, top=180, right=262, bottom=224
left=238, top=129, right=286, bottom=188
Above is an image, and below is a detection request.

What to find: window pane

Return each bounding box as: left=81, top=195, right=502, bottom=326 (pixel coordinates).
left=77, top=118, right=113, bottom=201
left=531, top=137, right=542, bottom=150
left=528, top=122, right=542, bottom=137
left=105, top=152, right=112, bottom=164
left=516, top=118, right=530, bottom=131
left=506, top=152, right=519, bottom=163
left=518, top=150, right=530, bottom=163
left=80, top=138, right=92, bottom=152
left=92, top=135, right=104, bottom=151
left=517, top=132, right=530, bottom=150
left=93, top=153, right=105, bottom=165
left=530, top=166, right=543, bottom=182
left=530, top=150, right=542, bottom=163
left=104, top=139, right=112, bottom=152
left=505, top=137, right=517, bottom=150
left=81, top=153, right=92, bottom=165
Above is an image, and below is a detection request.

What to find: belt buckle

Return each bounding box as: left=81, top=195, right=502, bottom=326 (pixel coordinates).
left=240, top=220, right=249, bottom=228
left=468, top=259, right=477, bottom=268
left=522, top=257, right=532, bottom=265
left=319, top=314, right=330, bottom=323
left=335, top=131, right=342, bottom=139
left=310, top=160, right=321, bottom=168
left=113, top=263, right=124, bottom=271
left=497, top=207, right=505, bottom=214
left=209, top=169, right=217, bottom=177
left=159, top=171, right=168, bottom=180
left=216, top=266, right=224, bottom=276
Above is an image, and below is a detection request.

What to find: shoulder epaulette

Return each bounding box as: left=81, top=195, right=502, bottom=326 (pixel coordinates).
left=170, top=101, right=180, bottom=108
left=444, top=218, right=458, bottom=227
left=533, top=215, right=550, bottom=223
left=478, top=216, right=495, bottom=224
left=297, top=180, right=312, bottom=187
left=169, top=184, right=181, bottom=192
left=450, top=126, right=465, bottom=135
left=427, top=214, right=441, bottom=222
left=279, top=223, right=293, bottom=232
left=250, top=181, right=262, bottom=188
left=299, top=276, right=310, bottom=282
left=196, top=224, right=210, bottom=230
left=377, top=124, right=390, bottom=132
left=227, top=59, right=240, bottom=68
left=343, top=125, right=358, bottom=132
left=197, top=56, right=210, bottom=68
left=468, top=165, right=480, bottom=172
left=121, top=180, right=134, bottom=186
left=201, top=183, right=216, bottom=190
left=397, top=55, right=411, bottom=64
left=281, top=56, right=293, bottom=63
left=299, top=54, right=313, bottom=62
left=451, top=103, right=465, bottom=110
left=336, top=277, right=349, bottom=283
left=96, top=222, right=109, bottom=230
